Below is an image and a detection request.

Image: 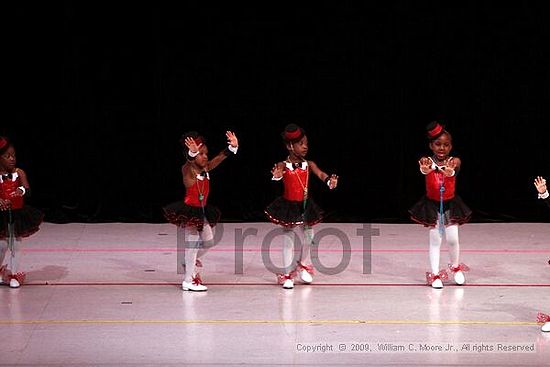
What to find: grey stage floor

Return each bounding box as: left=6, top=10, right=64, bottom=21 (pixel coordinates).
left=0, top=222, right=549, bottom=366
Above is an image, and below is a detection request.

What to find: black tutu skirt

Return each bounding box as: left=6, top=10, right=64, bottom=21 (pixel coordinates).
left=0, top=206, right=44, bottom=239
left=163, top=201, right=220, bottom=230
left=265, top=197, right=323, bottom=228
left=409, top=195, right=471, bottom=227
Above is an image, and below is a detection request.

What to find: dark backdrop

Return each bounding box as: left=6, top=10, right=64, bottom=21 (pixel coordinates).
left=5, top=2, right=549, bottom=223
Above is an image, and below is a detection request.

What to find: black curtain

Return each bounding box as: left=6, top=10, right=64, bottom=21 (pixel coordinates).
left=5, top=2, right=549, bottom=223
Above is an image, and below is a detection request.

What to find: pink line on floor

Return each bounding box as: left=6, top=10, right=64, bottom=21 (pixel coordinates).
left=22, top=247, right=550, bottom=253
left=24, top=282, right=550, bottom=287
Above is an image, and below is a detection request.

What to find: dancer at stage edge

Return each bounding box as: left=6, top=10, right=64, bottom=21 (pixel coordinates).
left=409, top=122, right=472, bottom=289
left=265, top=124, right=338, bottom=289
left=533, top=175, right=550, bottom=332
left=163, top=130, right=238, bottom=291
left=0, top=136, right=43, bottom=288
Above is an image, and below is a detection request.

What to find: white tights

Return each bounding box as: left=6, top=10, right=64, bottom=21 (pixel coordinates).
left=429, top=224, right=460, bottom=274
left=282, top=226, right=314, bottom=274
left=0, top=238, right=22, bottom=274
left=178, top=224, right=214, bottom=283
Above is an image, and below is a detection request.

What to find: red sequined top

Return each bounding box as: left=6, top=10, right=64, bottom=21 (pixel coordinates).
left=283, top=161, right=308, bottom=202
left=184, top=172, right=210, bottom=207
left=425, top=171, right=456, bottom=201
left=0, top=172, right=24, bottom=209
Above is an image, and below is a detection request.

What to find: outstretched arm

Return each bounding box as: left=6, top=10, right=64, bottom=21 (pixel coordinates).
left=208, top=131, right=239, bottom=171
left=308, top=161, right=338, bottom=189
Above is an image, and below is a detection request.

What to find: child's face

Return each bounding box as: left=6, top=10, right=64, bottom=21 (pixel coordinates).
left=287, top=136, right=308, bottom=159
left=194, top=145, right=208, bottom=168
left=429, top=133, right=452, bottom=160
left=0, top=146, right=16, bottom=172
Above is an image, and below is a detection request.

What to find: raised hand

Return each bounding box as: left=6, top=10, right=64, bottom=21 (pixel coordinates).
left=418, top=157, right=433, bottom=174
left=327, top=174, right=338, bottom=190
left=534, top=176, right=547, bottom=194
left=442, top=157, right=457, bottom=177
left=271, top=164, right=283, bottom=179
left=447, top=157, right=457, bottom=170
left=226, top=131, right=238, bottom=148
left=184, top=136, right=201, bottom=153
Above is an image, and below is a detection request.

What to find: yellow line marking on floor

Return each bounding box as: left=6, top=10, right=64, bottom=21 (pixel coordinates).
left=0, top=319, right=540, bottom=326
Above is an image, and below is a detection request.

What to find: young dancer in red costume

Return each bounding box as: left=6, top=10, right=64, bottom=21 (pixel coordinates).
left=409, top=122, right=471, bottom=289
left=164, top=131, right=238, bottom=291
left=265, top=124, right=338, bottom=289
left=0, top=136, right=43, bottom=288
left=534, top=175, right=550, bottom=332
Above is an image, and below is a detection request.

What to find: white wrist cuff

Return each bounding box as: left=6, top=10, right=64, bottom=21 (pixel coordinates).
left=539, top=191, right=549, bottom=199
left=271, top=176, right=282, bottom=181
left=228, top=145, right=238, bottom=154
left=188, top=150, right=199, bottom=158
left=18, top=186, right=26, bottom=195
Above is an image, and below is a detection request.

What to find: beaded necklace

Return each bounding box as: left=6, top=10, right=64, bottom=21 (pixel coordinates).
left=286, top=157, right=309, bottom=200
left=431, top=156, right=447, bottom=234
left=191, top=167, right=207, bottom=205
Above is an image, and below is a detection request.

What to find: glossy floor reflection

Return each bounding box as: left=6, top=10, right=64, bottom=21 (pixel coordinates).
left=0, top=222, right=549, bottom=366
